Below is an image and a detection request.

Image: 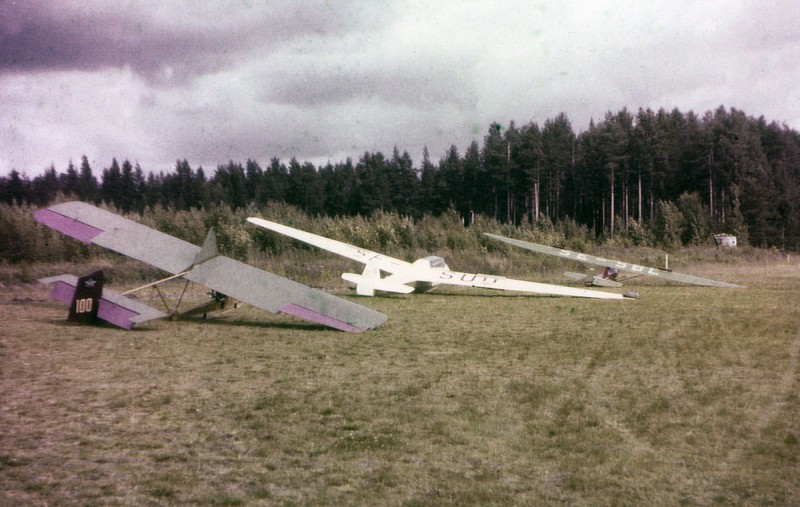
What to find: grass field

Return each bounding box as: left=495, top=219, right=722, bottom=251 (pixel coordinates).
left=1, top=258, right=799, bottom=505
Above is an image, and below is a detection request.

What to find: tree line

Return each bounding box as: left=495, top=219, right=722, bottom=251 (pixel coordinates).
left=2, top=105, right=799, bottom=250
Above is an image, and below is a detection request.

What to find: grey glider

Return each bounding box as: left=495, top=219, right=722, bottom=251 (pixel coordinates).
left=34, top=202, right=387, bottom=332
left=484, top=233, right=744, bottom=288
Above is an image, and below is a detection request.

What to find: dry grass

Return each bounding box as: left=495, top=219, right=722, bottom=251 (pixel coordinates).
left=1, top=259, right=799, bottom=505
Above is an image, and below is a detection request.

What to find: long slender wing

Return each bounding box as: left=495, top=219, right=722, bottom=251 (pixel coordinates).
left=184, top=256, right=387, bottom=332
left=414, top=269, right=628, bottom=299
left=39, top=274, right=168, bottom=329
left=35, top=201, right=199, bottom=274
left=247, top=217, right=412, bottom=274
left=485, top=233, right=744, bottom=288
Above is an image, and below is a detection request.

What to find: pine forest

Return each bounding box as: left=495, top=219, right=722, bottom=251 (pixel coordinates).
left=2, top=105, right=799, bottom=259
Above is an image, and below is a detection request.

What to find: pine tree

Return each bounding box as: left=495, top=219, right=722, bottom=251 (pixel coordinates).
left=32, top=165, right=60, bottom=205
left=78, top=155, right=99, bottom=203
left=101, top=159, right=122, bottom=209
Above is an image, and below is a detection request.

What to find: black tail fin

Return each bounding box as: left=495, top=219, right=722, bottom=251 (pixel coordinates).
left=68, top=271, right=104, bottom=324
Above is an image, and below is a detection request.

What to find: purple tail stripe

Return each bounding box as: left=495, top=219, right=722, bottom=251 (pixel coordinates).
left=49, top=282, right=76, bottom=305
left=97, top=300, right=137, bottom=330
left=34, top=209, right=103, bottom=244
left=279, top=303, right=364, bottom=333
left=48, top=282, right=136, bottom=329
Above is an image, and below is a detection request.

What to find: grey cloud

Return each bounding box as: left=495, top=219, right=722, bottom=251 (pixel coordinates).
left=0, top=1, right=379, bottom=82
left=263, top=70, right=479, bottom=111
left=3, top=1, right=799, bottom=177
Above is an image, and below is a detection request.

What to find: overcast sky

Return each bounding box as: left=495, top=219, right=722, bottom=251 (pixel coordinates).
left=2, top=0, right=799, bottom=177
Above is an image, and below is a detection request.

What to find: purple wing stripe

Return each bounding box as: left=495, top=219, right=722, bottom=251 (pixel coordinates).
left=97, top=300, right=138, bottom=330
left=34, top=209, right=103, bottom=244
left=49, top=281, right=76, bottom=305
left=279, top=303, right=364, bottom=333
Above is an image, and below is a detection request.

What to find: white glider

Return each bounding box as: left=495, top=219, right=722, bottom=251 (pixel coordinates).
left=247, top=217, right=632, bottom=300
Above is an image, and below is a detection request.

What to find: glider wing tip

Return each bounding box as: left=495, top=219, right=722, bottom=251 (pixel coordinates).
left=279, top=303, right=387, bottom=332
left=34, top=207, right=103, bottom=243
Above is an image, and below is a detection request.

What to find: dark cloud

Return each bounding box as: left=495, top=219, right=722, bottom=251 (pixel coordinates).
left=2, top=1, right=799, bottom=176
left=0, top=1, right=378, bottom=82
left=262, top=68, right=478, bottom=111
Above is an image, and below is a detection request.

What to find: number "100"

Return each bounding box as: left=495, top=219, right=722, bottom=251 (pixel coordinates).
left=75, top=298, right=94, bottom=314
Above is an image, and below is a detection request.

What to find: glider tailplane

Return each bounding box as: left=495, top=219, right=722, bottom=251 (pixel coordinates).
left=354, top=262, right=379, bottom=296
left=342, top=262, right=415, bottom=296
left=591, top=276, right=623, bottom=288
left=564, top=271, right=590, bottom=284
left=564, top=271, right=622, bottom=287
left=40, top=271, right=168, bottom=330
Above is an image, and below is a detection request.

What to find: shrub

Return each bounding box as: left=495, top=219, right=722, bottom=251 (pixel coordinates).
left=654, top=200, right=685, bottom=250
left=676, top=192, right=713, bottom=245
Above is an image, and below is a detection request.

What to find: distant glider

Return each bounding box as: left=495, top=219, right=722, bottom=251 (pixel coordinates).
left=484, top=233, right=744, bottom=288
left=247, top=217, right=632, bottom=300
left=35, top=202, right=388, bottom=332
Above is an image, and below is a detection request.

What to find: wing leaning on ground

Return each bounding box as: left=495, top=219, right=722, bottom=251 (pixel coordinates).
left=185, top=256, right=387, bottom=332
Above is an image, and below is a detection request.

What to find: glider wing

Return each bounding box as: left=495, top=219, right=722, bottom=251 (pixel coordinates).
left=424, top=269, right=629, bottom=299
left=485, top=233, right=744, bottom=288
left=35, top=201, right=198, bottom=274
left=184, top=256, right=387, bottom=332
left=247, top=217, right=412, bottom=274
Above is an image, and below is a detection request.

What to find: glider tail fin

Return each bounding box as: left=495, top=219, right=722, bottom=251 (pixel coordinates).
left=194, top=228, right=219, bottom=265
left=342, top=262, right=415, bottom=296
left=69, top=270, right=104, bottom=324
left=354, top=262, right=381, bottom=296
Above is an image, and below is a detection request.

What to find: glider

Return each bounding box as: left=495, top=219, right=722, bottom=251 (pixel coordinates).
left=247, top=217, right=632, bottom=300
left=484, top=233, right=744, bottom=288
left=34, top=202, right=388, bottom=332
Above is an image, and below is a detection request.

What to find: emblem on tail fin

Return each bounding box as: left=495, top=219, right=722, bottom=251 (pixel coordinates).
left=68, top=271, right=103, bottom=323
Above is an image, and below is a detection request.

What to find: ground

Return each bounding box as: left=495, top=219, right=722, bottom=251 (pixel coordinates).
left=1, top=260, right=799, bottom=505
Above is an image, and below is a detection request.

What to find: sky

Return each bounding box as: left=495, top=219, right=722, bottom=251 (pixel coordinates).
left=2, top=0, right=799, bottom=177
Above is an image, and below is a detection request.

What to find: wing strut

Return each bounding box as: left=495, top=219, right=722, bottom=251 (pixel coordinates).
left=121, top=271, right=192, bottom=295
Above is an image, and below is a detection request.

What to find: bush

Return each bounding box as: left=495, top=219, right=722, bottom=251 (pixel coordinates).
left=654, top=200, right=685, bottom=250
left=0, top=203, right=92, bottom=263
left=421, top=208, right=477, bottom=251
left=141, top=206, right=207, bottom=245
left=677, top=192, right=712, bottom=245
